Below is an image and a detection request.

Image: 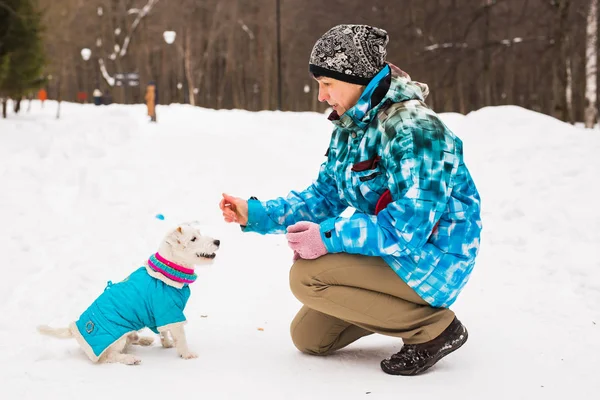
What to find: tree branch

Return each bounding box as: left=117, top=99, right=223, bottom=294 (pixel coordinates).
left=0, top=1, right=19, bottom=17
left=119, top=0, right=159, bottom=57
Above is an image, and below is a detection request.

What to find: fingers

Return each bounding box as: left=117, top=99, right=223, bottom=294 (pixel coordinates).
left=220, top=193, right=234, bottom=209
left=220, top=193, right=249, bottom=226
left=286, top=221, right=312, bottom=233
left=285, top=231, right=304, bottom=243
left=222, top=208, right=238, bottom=223
left=219, top=197, right=227, bottom=212
left=287, top=240, right=302, bottom=252
left=221, top=193, right=239, bottom=223
left=222, top=192, right=239, bottom=205
left=221, top=202, right=237, bottom=223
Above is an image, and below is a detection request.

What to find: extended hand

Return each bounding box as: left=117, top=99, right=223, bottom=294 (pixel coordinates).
left=219, top=193, right=249, bottom=226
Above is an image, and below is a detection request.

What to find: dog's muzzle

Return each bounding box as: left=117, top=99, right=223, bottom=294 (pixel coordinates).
left=196, top=252, right=217, bottom=259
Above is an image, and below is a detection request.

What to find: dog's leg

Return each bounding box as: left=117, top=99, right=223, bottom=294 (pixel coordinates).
left=160, top=331, right=174, bottom=348
left=104, top=350, right=142, bottom=365
left=168, top=324, right=197, bottom=359
left=101, top=338, right=141, bottom=365
left=136, top=336, right=155, bottom=346
left=127, top=332, right=154, bottom=347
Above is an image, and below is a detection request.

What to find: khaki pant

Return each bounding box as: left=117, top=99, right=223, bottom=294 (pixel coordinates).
left=289, top=253, right=455, bottom=355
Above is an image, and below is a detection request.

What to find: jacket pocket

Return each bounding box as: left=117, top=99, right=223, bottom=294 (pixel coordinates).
left=351, top=155, right=381, bottom=172
left=350, top=156, right=386, bottom=207
left=358, top=171, right=381, bottom=182
left=352, top=155, right=384, bottom=183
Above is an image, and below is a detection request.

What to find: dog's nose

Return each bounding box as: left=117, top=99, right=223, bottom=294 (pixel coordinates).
left=213, top=239, right=220, bottom=247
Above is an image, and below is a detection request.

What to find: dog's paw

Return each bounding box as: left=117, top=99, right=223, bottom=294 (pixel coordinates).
left=179, top=351, right=198, bottom=360
left=160, top=336, right=174, bottom=348
left=122, top=355, right=142, bottom=365
left=137, top=336, right=154, bottom=346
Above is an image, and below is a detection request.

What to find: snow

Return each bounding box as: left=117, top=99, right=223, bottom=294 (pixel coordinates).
left=0, top=101, right=599, bottom=399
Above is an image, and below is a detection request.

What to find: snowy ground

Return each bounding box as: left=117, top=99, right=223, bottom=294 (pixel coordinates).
left=1, top=100, right=599, bottom=399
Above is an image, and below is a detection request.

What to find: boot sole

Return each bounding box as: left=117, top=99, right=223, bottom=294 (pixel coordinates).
left=381, top=327, right=469, bottom=376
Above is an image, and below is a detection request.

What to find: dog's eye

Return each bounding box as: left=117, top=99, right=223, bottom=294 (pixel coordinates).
left=190, top=237, right=197, bottom=242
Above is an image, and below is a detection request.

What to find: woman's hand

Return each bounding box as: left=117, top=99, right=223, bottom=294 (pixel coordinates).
left=286, top=221, right=328, bottom=260
left=219, top=193, right=249, bottom=226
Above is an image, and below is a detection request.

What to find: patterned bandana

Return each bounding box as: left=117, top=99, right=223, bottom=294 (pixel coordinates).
left=147, top=253, right=197, bottom=284
left=309, top=24, right=389, bottom=85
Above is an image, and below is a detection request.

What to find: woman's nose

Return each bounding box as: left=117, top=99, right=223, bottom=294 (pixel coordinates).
left=317, top=88, right=328, bottom=103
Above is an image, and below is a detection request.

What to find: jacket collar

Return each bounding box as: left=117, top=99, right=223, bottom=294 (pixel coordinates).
left=329, top=63, right=429, bottom=130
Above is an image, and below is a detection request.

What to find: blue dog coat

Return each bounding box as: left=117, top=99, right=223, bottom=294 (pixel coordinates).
left=71, top=266, right=191, bottom=361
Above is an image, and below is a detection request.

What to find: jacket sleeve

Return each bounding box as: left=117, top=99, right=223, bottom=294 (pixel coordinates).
left=243, top=157, right=348, bottom=235
left=320, top=113, right=458, bottom=257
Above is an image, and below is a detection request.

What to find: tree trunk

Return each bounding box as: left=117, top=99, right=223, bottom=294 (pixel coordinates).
left=56, top=75, right=62, bottom=119
left=2, top=99, right=7, bottom=119
left=504, top=50, right=516, bottom=106
left=457, top=63, right=467, bottom=114
left=503, top=4, right=515, bottom=106
left=481, top=1, right=492, bottom=106
left=585, top=0, right=598, bottom=128
left=566, top=56, right=574, bottom=124
left=551, top=0, right=570, bottom=121
left=184, top=27, right=195, bottom=106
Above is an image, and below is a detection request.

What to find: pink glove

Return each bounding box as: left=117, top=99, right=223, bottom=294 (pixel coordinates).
left=286, top=221, right=328, bottom=260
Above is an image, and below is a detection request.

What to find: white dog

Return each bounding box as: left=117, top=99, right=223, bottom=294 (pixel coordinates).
left=38, top=222, right=220, bottom=365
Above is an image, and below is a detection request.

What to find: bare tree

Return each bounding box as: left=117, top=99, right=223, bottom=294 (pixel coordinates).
left=32, top=0, right=593, bottom=122
left=566, top=47, right=574, bottom=124
left=585, top=0, right=598, bottom=128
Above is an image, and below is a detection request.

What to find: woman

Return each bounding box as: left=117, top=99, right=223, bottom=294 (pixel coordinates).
left=220, top=24, right=481, bottom=376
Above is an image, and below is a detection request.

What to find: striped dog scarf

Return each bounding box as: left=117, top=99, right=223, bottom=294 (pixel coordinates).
left=147, top=253, right=197, bottom=284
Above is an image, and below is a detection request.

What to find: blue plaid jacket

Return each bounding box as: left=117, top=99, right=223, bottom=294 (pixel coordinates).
left=244, top=64, right=481, bottom=307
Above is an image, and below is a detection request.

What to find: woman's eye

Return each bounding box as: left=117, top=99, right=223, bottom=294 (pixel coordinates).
left=190, top=237, right=197, bottom=242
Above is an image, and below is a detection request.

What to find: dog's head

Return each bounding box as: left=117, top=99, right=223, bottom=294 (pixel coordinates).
left=159, top=222, right=220, bottom=267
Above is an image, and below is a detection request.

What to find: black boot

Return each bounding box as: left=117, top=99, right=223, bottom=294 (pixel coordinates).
left=380, top=317, right=468, bottom=376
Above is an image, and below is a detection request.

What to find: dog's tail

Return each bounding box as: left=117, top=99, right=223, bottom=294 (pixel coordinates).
left=37, top=324, right=74, bottom=339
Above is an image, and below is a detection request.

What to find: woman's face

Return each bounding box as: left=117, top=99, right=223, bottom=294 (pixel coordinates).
left=315, top=77, right=364, bottom=115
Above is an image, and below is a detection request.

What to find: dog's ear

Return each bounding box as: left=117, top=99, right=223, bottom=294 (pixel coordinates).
left=165, top=226, right=184, bottom=247
left=172, top=226, right=183, bottom=244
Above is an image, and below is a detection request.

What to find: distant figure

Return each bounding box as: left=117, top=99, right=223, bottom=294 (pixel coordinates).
left=145, top=82, right=157, bottom=122
left=102, top=92, right=113, bottom=105
left=37, top=88, right=48, bottom=107
left=93, top=89, right=103, bottom=106
left=77, top=91, right=88, bottom=103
